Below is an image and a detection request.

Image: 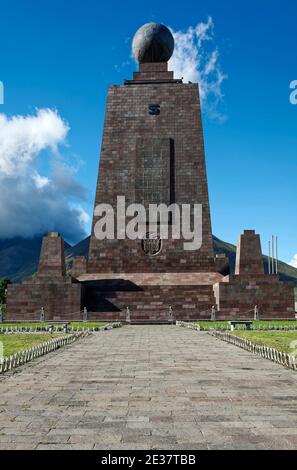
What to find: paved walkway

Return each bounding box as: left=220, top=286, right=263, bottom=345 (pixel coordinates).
left=0, top=326, right=297, bottom=450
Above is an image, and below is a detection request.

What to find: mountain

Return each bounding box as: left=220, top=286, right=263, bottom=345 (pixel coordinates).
left=213, top=235, right=297, bottom=288
left=0, top=235, right=71, bottom=283
left=1, top=235, right=297, bottom=292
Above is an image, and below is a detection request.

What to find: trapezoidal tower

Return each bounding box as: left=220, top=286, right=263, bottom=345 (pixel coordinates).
left=88, top=23, right=215, bottom=273
left=81, top=23, right=222, bottom=321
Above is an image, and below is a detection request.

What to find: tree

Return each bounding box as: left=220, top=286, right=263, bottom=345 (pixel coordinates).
left=0, top=278, right=11, bottom=305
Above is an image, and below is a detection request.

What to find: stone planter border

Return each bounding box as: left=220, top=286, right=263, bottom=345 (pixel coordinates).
left=77, top=322, right=122, bottom=332
left=0, top=322, right=122, bottom=335
left=176, top=321, right=201, bottom=331
left=0, top=330, right=91, bottom=374
left=176, top=321, right=297, bottom=332
left=209, top=330, right=297, bottom=371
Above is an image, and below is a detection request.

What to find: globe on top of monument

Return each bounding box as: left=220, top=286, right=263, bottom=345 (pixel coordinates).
left=132, top=22, right=174, bottom=63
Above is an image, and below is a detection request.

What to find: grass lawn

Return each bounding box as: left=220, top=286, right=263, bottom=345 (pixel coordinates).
left=194, top=321, right=229, bottom=330
left=194, top=320, right=297, bottom=330
left=1, top=323, right=49, bottom=328
left=231, top=330, right=297, bottom=354
left=69, top=322, right=108, bottom=329
left=0, top=334, right=61, bottom=357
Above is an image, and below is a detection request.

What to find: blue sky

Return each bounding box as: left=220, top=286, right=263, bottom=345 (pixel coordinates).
left=0, top=0, right=296, bottom=264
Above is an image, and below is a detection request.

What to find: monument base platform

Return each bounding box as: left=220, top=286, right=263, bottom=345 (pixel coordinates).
left=78, top=272, right=222, bottom=322
left=7, top=276, right=81, bottom=322
left=213, top=274, right=295, bottom=320
left=6, top=233, right=296, bottom=323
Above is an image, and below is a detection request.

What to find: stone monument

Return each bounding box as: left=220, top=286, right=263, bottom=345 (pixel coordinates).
left=79, top=22, right=221, bottom=321
left=6, top=23, right=295, bottom=322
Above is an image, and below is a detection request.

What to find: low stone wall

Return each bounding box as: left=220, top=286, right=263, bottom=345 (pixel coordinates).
left=209, top=330, right=297, bottom=371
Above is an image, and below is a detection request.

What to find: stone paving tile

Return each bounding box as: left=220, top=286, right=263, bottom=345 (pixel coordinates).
left=0, top=326, right=297, bottom=450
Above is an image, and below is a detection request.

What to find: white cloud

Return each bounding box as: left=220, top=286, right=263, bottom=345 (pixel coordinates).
left=289, top=254, right=297, bottom=269
left=169, top=17, right=227, bottom=121
left=0, top=108, right=68, bottom=176
left=33, top=172, right=50, bottom=189
left=0, top=109, right=89, bottom=243
left=77, top=206, right=91, bottom=226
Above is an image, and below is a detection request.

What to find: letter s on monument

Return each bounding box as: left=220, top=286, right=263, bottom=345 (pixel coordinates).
left=290, top=80, right=297, bottom=105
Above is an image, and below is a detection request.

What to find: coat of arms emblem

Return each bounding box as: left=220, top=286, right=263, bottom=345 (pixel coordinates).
left=141, top=232, right=162, bottom=256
